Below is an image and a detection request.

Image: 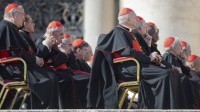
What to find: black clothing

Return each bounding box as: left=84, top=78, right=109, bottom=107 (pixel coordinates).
left=35, top=37, right=89, bottom=108
left=190, top=70, right=200, bottom=82
left=75, top=59, right=91, bottom=73
left=0, top=20, right=62, bottom=109
left=150, top=43, right=161, bottom=55
left=87, top=25, right=178, bottom=109
left=163, top=52, right=200, bottom=108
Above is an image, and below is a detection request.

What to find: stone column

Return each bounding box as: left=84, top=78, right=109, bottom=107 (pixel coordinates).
left=84, top=0, right=115, bottom=53
left=121, top=0, right=200, bottom=55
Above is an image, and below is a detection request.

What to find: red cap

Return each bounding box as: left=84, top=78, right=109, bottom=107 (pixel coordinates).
left=72, top=39, right=84, bottom=47
left=118, top=8, right=133, bottom=16
left=187, top=54, right=198, bottom=62
left=137, top=16, right=144, bottom=21
left=180, top=40, right=187, bottom=47
left=4, top=3, right=19, bottom=13
left=147, top=22, right=156, bottom=26
left=164, top=37, right=175, bottom=47
left=47, top=21, right=62, bottom=28
left=64, top=33, right=71, bottom=38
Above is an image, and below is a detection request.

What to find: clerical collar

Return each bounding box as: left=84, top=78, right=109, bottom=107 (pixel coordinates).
left=118, top=24, right=134, bottom=32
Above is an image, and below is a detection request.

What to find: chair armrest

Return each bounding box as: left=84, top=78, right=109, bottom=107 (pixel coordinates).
left=0, top=57, right=27, bottom=82
left=113, top=57, right=140, bottom=83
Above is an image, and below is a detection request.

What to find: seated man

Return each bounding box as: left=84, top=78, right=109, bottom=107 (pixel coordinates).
left=87, top=8, right=181, bottom=109
left=0, top=4, right=62, bottom=109
left=135, top=17, right=171, bottom=68
left=186, top=54, right=200, bottom=82
left=180, top=40, right=192, bottom=65
left=58, top=34, right=90, bottom=108
left=163, top=37, right=200, bottom=108
left=35, top=21, right=78, bottom=108
left=72, top=39, right=92, bottom=73
left=146, top=22, right=160, bottom=55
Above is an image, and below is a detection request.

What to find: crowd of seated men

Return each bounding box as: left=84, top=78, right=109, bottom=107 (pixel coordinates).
left=0, top=3, right=93, bottom=109
left=0, top=3, right=200, bottom=109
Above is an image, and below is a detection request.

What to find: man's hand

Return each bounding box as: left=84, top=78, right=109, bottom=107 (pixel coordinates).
left=149, top=52, right=162, bottom=64
left=42, top=36, right=56, bottom=49
left=58, top=44, right=71, bottom=55
left=36, top=56, right=44, bottom=67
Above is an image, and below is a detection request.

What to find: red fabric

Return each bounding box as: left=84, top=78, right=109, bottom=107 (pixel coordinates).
left=112, top=52, right=121, bottom=59
left=0, top=50, right=10, bottom=58
left=188, top=54, right=198, bottom=62
left=72, top=39, right=84, bottom=47
left=132, top=39, right=143, bottom=52
left=112, top=39, right=142, bottom=59
left=147, top=22, right=156, bottom=26
left=47, top=21, right=62, bottom=28
left=118, top=8, right=133, bottom=16
left=3, top=79, right=15, bottom=83
left=55, top=64, right=67, bottom=70
left=180, top=40, right=187, bottom=47
left=137, top=16, right=144, bottom=21
left=64, top=33, right=71, bottom=38
left=113, top=57, right=133, bottom=62
left=4, top=3, right=19, bottom=13
left=72, top=70, right=90, bottom=75
left=164, top=37, right=175, bottom=47
left=117, top=80, right=125, bottom=83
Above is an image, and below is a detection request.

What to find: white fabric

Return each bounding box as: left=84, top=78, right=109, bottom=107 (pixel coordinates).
left=127, top=91, right=138, bottom=102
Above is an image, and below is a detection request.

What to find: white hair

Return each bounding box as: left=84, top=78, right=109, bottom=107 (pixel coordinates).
left=3, top=5, right=23, bottom=19
left=118, top=12, right=133, bottom=25
left=46, top=26, right=63, bottom=33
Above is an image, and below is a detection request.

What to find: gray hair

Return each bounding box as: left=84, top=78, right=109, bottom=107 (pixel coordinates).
left=3, top=5, right=23, bottom=19
left=118, top=12, right=133, bottom=25
left=46, top=26, right=63, bottom=34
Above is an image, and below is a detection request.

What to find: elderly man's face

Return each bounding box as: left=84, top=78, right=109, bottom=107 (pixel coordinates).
left=128, top=12, right=138, bottom=28
left=24, top=15, right=35, bottom=33
left=53, top=26, right=64, bottom=45
left=15, top=7, right=25, bottom=28
left=174, top=42, right=182, bottom=56
left=185, top=45, right=191, bottom=57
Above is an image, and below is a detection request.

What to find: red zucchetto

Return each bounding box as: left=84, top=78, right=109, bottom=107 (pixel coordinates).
left=187, top=54, right=198, bottom=62
left=118, top=8, right=133, bottom=16
left=4, top=3, right=19, bottom=13
left=72, top=39, right=84, bottom=47
left=47, top=21, right=63, bottom=28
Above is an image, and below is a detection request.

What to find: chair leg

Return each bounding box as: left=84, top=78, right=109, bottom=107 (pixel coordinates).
left=9, top=88, right=23, bottom=109
left=19, top=91, right=30, bottom=109
left=0, top=88, right=10, bottom=108
left=118, top=88, right=129, bottom=109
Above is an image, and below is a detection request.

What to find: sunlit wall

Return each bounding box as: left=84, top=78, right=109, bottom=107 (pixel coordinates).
left=120, top=0, right=200, bottom=55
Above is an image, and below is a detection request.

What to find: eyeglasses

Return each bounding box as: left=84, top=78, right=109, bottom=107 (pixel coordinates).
left=81, top=48, right=88, bottom=53
left=16, top=11, right=25, bottom=16
left=62, top=43, right=72, bottom=47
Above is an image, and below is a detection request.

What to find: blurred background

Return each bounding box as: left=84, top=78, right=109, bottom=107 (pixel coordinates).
left=1, top=0, right=200, bottom=55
